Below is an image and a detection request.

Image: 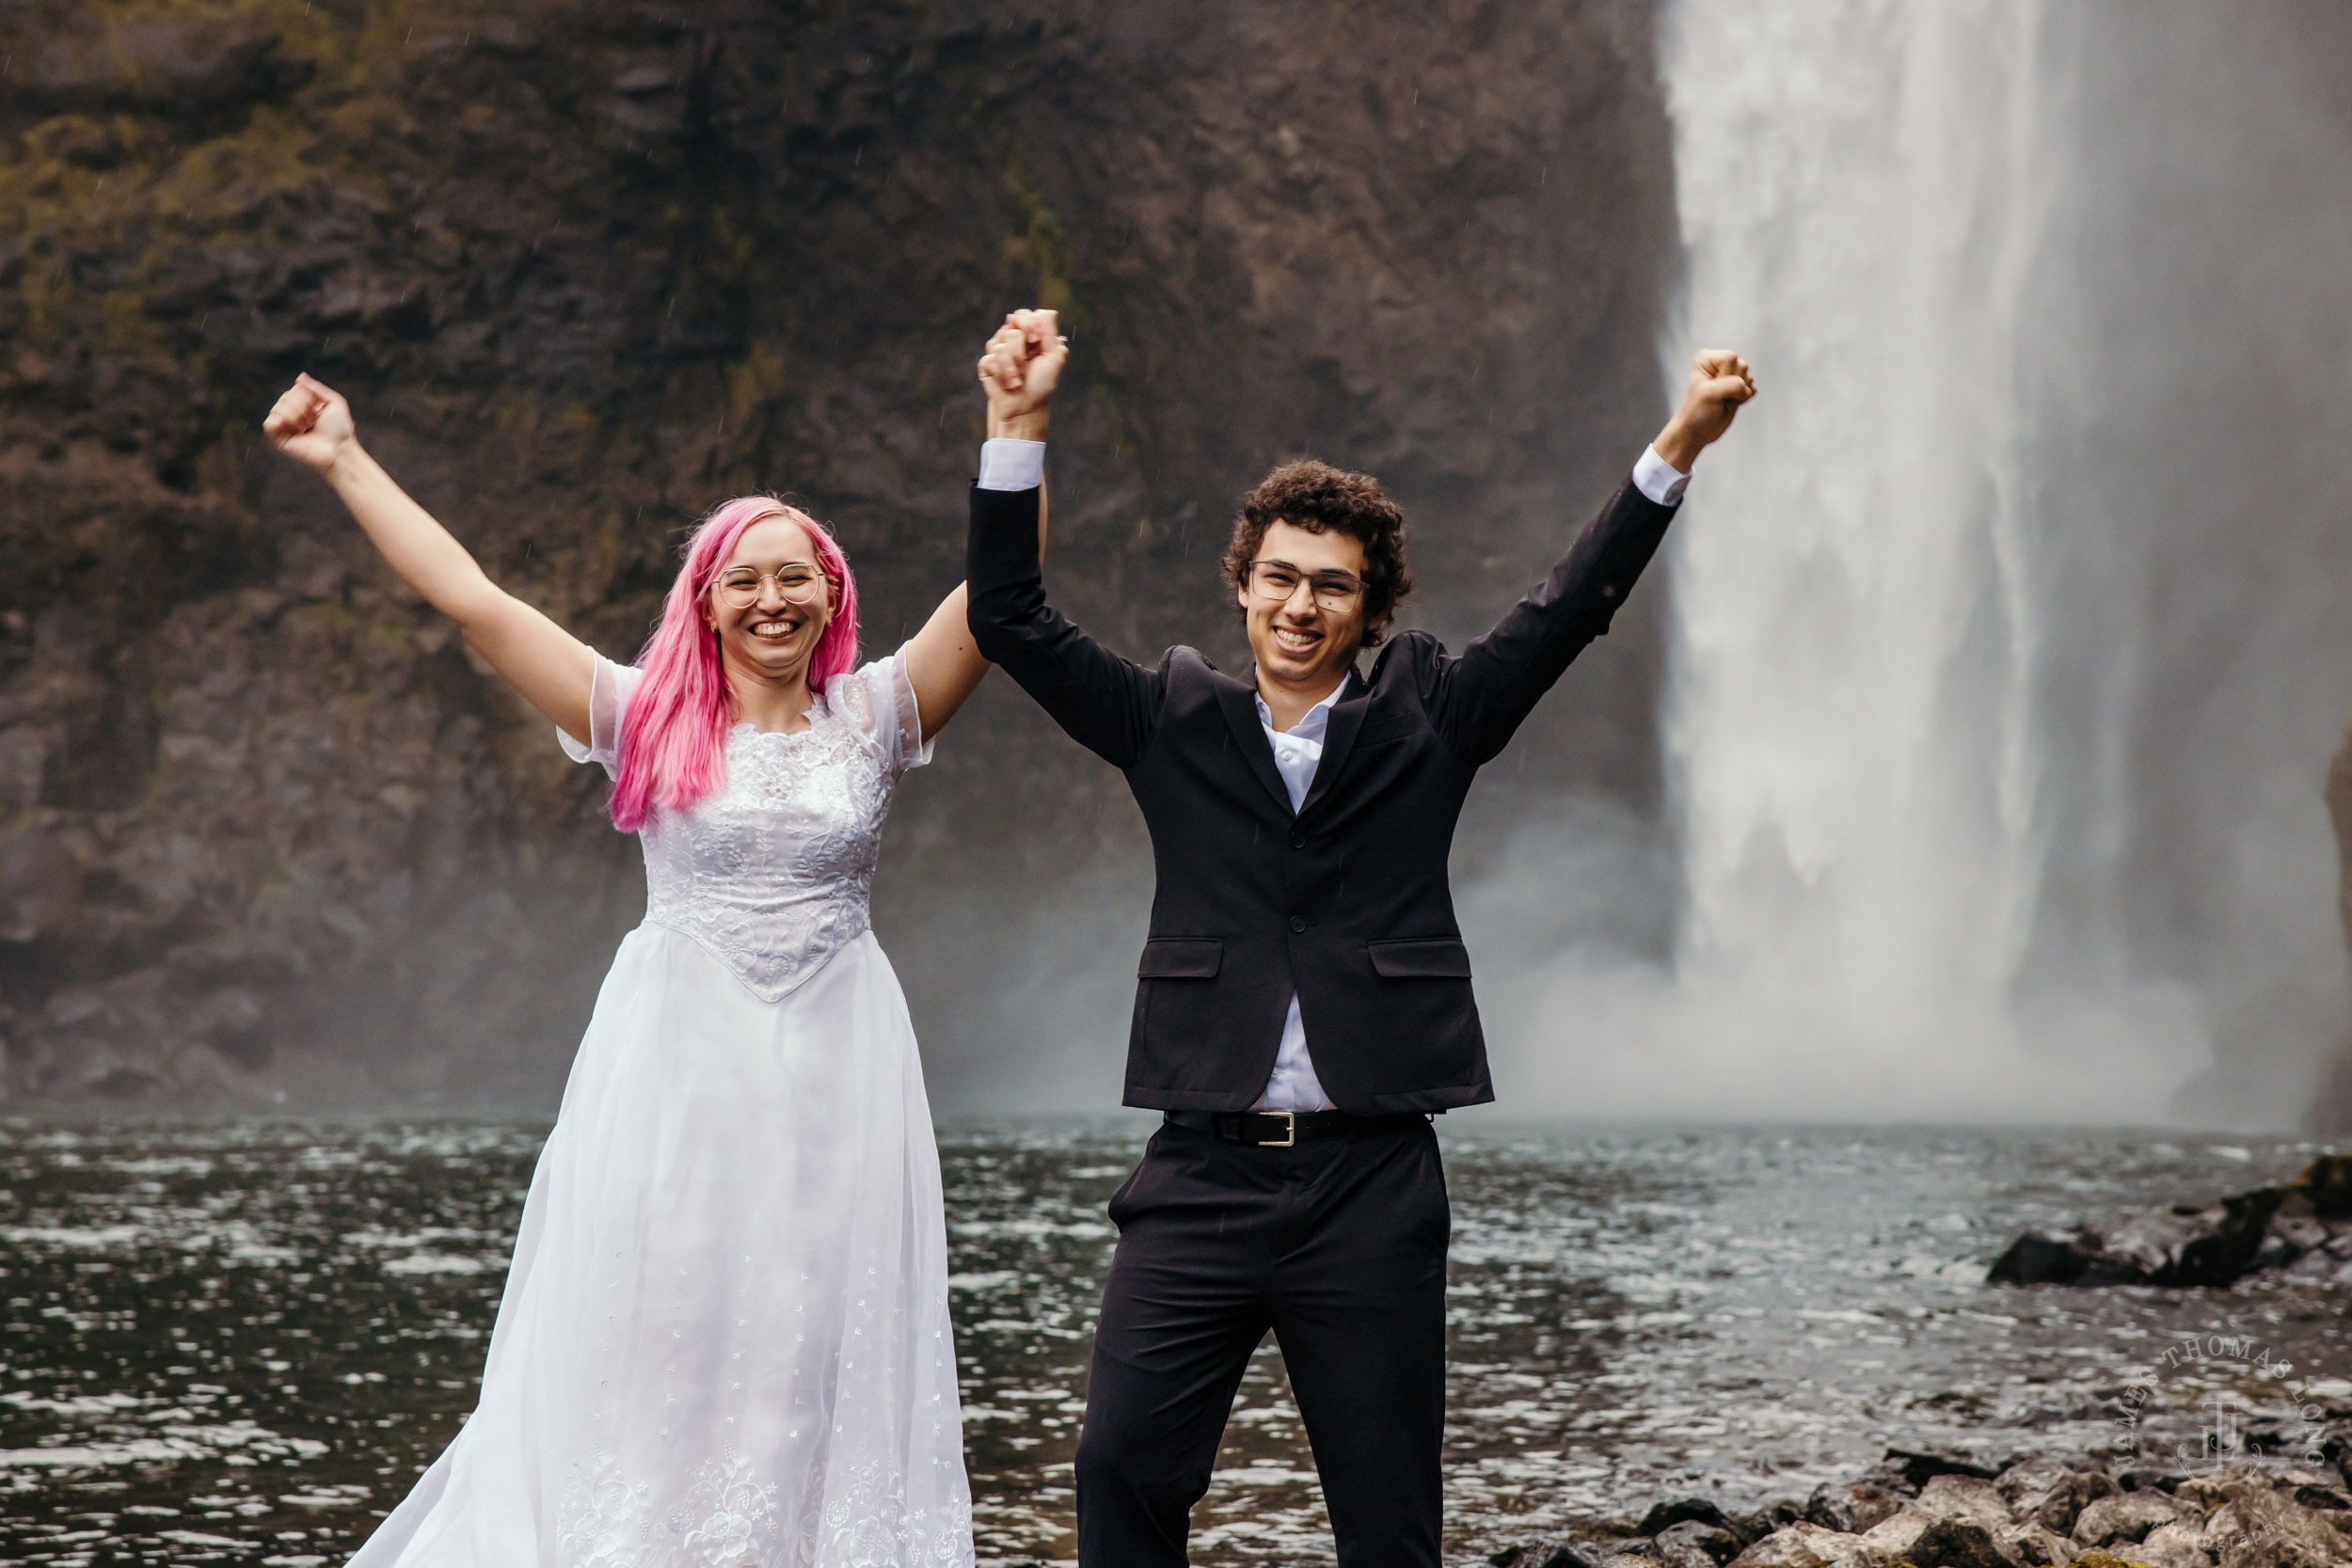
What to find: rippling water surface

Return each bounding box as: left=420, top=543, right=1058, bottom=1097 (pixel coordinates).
left=0, top=1114, right=2346, bottom=1566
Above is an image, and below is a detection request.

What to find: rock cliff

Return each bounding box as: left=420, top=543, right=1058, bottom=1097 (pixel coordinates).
left=0, top=0, right=1678, bottom=1100
left=2312, top=731, right=2352, bottom=1134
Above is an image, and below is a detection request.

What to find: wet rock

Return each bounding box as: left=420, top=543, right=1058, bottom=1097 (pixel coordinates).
left=1729, top=1502, right=1812, bottom=1555
left=1989, top=1154, right=2352, bottom=1290
left=1535, top=1544, right=1614, bottom=1568
left=1886, top=1448, right=2010, bottom=1490
left=1726, top=1523, right=1889, bottom=1568
left=2283, top=1247, right=2352, bottom=1287
left=2074, top=1493, right=2193, bottom=1548
left=1642, top=1501, right=1733, bottom=1536
left=2284, top=1152, right=2352, bottom=1218
left=1915, top=1476, right=2020, bottom=1531
left=2172, top=1471, right=2262, bottom=1513
left=1908, top=1519, right=2022, bottom=1568
left=2319, top=1431, right=2352, bottom=1490
left=1998, top=1458, right=2121, bottom=1535
left=1988, top=1230, right=2145, bottom=1287
left=1994, top=1521, right=2080, bottom=1567
left=1642, top=1500, right=1735, bottom=1538
left=1864, top=1506, right=2017, bottom=1568
left=2202, top=1488, right=2344, bottom=1568
left=2284, top=1481, right=2349, bottom=1513
left=1989, top=1196, right=2283, bottom=1288
left=1654, top=1519, right=1742, bottom=1568
left=2135, top=1520, right=2216, bottom=1568
left=2262, top=1469, right=2344, bottom=1497
left=1859, top=1508, right=1934, bottom=1557
left=1603, top=1450, right=2294, bottom=1568
left=1810, top=1481, right=1905, bottom=1536
left=1646, top=1504, right=1740, bottom=1542
left=1994, top=1459, right=2077, bottom=1509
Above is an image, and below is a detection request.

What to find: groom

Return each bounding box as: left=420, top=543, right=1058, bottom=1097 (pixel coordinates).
left=966, top=312, right=1755, bottom=1567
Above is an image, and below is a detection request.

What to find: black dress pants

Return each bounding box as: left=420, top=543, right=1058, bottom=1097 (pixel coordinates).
left=1073, top=1116, right=1451, bottom=1568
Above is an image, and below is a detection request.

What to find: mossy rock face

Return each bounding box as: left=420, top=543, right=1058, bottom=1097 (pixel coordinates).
left=0, top=0, right=1682, bottom=1101
left=2066, top=1553, right=2156, bottom=1568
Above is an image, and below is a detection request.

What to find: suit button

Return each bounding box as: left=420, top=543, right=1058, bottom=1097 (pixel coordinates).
left=1289, top=832, right=1307, bottom=849
left=1600, top=583, right=1619, bottom=599
left=1288, top=915, right=1308, bottom=933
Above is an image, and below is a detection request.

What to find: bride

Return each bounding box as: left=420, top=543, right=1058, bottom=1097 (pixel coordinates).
left=263, top=311, right=1067, bottom=1567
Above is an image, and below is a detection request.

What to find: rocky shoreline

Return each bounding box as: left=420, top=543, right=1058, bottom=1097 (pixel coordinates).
left=1988, top=1156, right=2352, bottom=1291
left=1486, top=1446, right=2352, bottom=1568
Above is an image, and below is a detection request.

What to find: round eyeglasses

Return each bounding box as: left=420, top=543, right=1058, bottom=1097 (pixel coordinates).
left=713, top=565, right=827, bottom=610
left=1247, top=560, right=1364, bottom=613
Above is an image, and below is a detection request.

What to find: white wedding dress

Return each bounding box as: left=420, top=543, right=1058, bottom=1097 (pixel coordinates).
left=350, top=649, right=974, bottom=1568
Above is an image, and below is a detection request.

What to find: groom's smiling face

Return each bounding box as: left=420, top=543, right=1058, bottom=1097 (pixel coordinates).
left=1238, top=520, right=1370, bottom=698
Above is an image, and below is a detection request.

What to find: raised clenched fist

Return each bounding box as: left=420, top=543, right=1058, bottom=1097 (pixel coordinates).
left=262, top=372, right=358, bottom=475
left=1654, top=349, right=1756, bottom=471
left=978, top=309, right=1067, bottom=440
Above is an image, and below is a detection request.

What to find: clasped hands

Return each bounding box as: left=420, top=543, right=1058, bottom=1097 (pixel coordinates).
left=978, top=309, right=1067, bottom=443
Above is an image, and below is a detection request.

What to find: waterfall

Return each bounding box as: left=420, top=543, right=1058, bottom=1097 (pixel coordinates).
left=1651, top=0, right=2208, bottom=1118
left=1474, top=0, right=2211, bottom=1121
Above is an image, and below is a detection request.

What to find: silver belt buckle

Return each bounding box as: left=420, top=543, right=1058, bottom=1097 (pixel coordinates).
left=1263, top=1111, right=1296, bottom=1148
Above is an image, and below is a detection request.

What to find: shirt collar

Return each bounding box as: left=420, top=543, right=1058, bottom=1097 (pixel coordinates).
left=1254, top=674, right=1350, bottom=740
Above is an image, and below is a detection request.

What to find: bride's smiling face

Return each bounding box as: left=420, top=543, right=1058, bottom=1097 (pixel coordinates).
left=705, top=516, right=835, bottom=684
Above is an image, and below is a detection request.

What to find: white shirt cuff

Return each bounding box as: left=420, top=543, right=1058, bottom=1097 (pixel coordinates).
left=1631, top=443, right=1690, bottom=506
left=977, top=438, right=1046, bottom=492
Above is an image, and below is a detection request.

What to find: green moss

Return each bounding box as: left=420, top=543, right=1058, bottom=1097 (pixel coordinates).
left=725, top=340, right=789, bottom=425
left=1001, top=159, right=1080, bottom=325
left=709, top=205, right=755, bottom=271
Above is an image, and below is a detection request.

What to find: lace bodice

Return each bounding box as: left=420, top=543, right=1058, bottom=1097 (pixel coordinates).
left=561, top=650, right=932, bottom=1001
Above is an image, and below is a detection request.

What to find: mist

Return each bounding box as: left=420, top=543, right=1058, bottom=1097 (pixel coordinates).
left=1464, top=0, right=2352, bottom=1127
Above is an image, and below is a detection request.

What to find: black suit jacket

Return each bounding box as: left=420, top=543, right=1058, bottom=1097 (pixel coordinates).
left=966, top=474, right=1677, bottom=1114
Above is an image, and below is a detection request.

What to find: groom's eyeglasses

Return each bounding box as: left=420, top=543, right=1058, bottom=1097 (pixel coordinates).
left=1247, top=560, right=1364, bottom=613
left=713, top=566, right=827, bottom=610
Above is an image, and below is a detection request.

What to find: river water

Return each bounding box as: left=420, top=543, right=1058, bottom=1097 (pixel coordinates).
left=0, top=1114, right=2346, bottom=1566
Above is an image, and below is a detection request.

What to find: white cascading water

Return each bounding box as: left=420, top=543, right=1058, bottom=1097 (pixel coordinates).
left=1482, top=0, right=2208, bottom=1120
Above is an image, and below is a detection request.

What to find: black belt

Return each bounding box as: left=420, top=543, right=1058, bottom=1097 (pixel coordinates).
left=1163, top=1109, right=1432, bottom=1148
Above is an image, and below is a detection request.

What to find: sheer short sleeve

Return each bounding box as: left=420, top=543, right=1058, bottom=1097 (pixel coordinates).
left=828, top=647, right=934, bottom=780
left=557, top=654, right=644, bottom=779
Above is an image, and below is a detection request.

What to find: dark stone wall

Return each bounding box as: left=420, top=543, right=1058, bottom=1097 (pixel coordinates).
left=0, top=0, right=1679, bottom=1103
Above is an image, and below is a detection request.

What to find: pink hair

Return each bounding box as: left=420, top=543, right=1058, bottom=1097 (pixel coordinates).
left=609, top=497, right=859, bottom=832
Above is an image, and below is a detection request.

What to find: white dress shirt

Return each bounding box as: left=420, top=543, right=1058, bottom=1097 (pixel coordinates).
left=1250, top=682, right=1348, bottom=1110
left=981, top=437, right=1692, bottom=508
left=977, top=438, right=1048, bottom=492
left=976, top=435, right=1691, bottom=1108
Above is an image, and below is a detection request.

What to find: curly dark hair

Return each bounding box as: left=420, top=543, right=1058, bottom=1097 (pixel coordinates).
left=1221, top=459, right=1413, bottom=647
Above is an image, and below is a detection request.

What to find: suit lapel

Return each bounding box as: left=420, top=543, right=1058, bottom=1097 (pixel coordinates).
left=1214, top=673, right=1295, bottom=816
left=1299, top=668, right=1369, bottom=817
